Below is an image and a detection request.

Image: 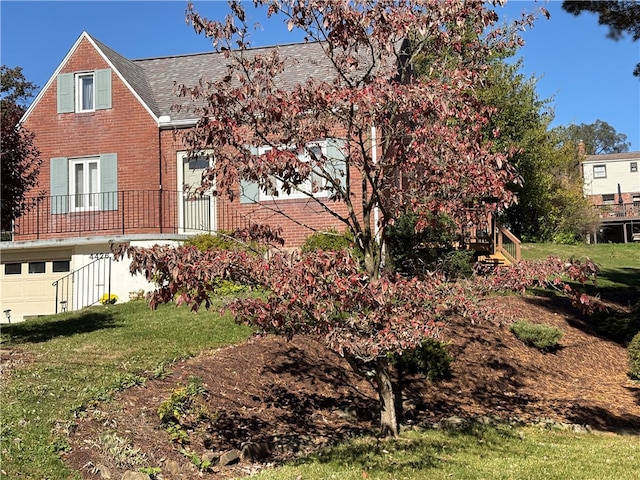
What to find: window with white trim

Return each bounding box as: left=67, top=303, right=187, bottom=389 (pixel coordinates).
left=69, top=158, right=100, bottom=211
left=602, top=194, right=615, bottom=204
left=76, top=73, right=94, bottom=112
left=50, top=153, right=117, bottom=214
left=593, top=165, right=607, bottom=179
left=631, top=162, right=638, bottom=173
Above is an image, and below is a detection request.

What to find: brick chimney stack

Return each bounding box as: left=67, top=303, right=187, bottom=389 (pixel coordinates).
left=578, top=140, right=585, bottom=158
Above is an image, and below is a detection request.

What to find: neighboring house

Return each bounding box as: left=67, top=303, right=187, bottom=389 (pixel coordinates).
left=0, top=32, right=354, bottom=322
left=582, top=151, right=640, bottom=243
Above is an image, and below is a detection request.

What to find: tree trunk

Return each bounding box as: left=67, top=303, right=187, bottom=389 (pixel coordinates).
left=373, top=356, right=399, bottom=437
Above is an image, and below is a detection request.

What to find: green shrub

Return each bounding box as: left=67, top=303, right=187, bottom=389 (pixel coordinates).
left=628, top=332, right=640, bottom=380
left=510, top=321, right=564, bottom=351
left=386, top=211, right=463, bottom=278
left=392, top=338, right=452, bottom=381
left=301, top=228, right=356, bottom=253
left=437, top=249, right=474, bottom=279
left=590, top=303, right=640, bottom=344
left=183, top=232, right=239, bottom=251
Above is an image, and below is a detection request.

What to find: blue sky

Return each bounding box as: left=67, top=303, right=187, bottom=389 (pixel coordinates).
left=1, top=0, right=638, bottom=150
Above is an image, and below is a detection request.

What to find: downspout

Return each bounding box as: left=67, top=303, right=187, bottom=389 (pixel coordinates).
left=371, top=125, right=383, bottom=266
left=158, top=124, right=163, bottom=233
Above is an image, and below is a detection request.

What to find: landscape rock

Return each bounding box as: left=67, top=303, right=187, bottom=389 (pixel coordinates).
left=120, top=472, right=150, bottom=480
left=218, top=449, right=240, bottom=466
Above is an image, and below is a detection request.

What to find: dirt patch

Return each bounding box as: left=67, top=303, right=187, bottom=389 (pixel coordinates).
left=61, top=295, right=640, bottom=479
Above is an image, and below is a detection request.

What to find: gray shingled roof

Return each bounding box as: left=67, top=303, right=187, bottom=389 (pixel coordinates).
left=585, top=151, right=640, bottom=162
left=89, top=34, right=160, bottom=116
left=91, top=35, right=343, bottom=122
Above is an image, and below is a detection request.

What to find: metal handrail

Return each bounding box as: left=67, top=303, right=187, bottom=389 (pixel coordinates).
left=52, top=256, right=112, bottom=313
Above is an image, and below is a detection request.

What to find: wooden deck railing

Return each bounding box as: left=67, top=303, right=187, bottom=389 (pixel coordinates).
left=494, top=222, right=521, bottom=264
left=595, top=203, right=640, bottom=221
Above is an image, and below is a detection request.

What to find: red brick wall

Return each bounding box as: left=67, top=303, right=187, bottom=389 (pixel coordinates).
left=17, top=37, right=367, bottom=247
left=19, top=37, right=161, bottom=239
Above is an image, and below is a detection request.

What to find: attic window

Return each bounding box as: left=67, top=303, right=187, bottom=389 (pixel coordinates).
left=76, top=73, right=94, bottom=112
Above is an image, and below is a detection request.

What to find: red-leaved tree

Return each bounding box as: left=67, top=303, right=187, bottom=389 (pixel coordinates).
left=114, top=1, right=604, bottom=437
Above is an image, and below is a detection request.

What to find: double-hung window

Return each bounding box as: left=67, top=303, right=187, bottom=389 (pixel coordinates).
left=69, top=157, right=100, bottom=211
left=593, top=165, right=607, bottom=179
left=241, top=139, right=346, bottom=203
left=76, top=73, right=94, bottom=112
left=57, top=69, right=111, bottom=113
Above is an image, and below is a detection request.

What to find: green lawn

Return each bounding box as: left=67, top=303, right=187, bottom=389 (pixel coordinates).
left=521, top=242, right=640, bottom=290
left=1, top=244, right=639, bottom=479
left=0, top=301, right=253, bottom=479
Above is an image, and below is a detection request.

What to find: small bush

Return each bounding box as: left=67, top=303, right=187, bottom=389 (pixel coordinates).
left=392, top=339, right=452, bottom=381
left=301, top=228, right=356, bottom=253
left=183, top=232, right=238, bottom=251
left=99, top=293, right=118, bottom=305
left=590, top=303, right=640, bottom=344
left=510, top=321, right=564, bottom=351
left=628, top=332, right=640, bottom=380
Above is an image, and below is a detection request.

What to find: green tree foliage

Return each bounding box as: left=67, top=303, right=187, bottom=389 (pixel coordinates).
left=552, top=120, right=630, bottom=155
left=1, top=66, right=42, bottom=232
left=563, top=1, right=640, bottom=77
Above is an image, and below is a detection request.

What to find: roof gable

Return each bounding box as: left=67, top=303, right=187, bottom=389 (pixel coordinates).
left=22, top=31, right=159, bottom=124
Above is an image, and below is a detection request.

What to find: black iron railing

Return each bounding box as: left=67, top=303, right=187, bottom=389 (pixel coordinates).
left=52, top=256, right=112, bottom=313
left=2, top=190, right=251, bottom=240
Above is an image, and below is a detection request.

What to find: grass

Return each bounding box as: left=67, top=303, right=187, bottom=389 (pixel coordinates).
left=521, top=242, right=640, bottom=290
left=0, top=300, right=253, bottom=479
left=242, top=424, right=640, bottom=480
left=1, top=243, right=639, bottom=479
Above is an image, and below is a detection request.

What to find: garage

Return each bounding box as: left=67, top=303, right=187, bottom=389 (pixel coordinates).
left=1, top=249, right=72, bottom=322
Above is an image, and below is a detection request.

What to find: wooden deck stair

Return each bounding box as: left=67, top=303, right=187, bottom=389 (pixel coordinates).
left=477, top=251, right=511, bottom=267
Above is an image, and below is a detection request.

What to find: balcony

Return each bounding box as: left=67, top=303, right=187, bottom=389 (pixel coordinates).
left=2, top=190, right=251, bottom=241
left=595, top=202, right=640, bottom=222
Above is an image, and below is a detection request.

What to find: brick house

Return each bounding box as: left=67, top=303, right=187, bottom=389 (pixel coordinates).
left=582, top=151, right=640, bottom=242
left=1, top=32, right=356, bottom=322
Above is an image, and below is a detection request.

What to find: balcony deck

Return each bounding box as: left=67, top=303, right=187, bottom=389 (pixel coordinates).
left=595, top=203, right=640, bottom=223
left=2, top=190, right=250, bottom=242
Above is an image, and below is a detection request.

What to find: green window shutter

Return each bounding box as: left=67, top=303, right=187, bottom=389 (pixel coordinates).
left=95, top=69, right=112, bottom=110
left=240, top=180, right=259, bottom=204
left=57, top=73, right=74, bottom=113
left=240, top=146, right=260, bottom=204
left=326, top=138, right=347, bottom=188
left=100, top=153, right=118, bottom=211
left=50, top=157, right=68, bottom=214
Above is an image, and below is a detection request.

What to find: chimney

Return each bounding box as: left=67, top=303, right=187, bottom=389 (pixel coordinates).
left=577, top=140, right=585, bottom=159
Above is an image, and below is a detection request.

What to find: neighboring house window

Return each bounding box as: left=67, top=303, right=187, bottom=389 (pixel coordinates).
left=602, top=194, right=615, bottom=204
left=592, top=165, right=607, bottom=179
left=633, top=194, right=640, bottom=205
left=57, top=69, right=112, bottom=113
left=4, top=263, right=21, bottom=275
left=631, top=162, right=638, bottom=173
left=28, top=262, right=46, bottom=274
left=70, top=157, right=100, bottom=211
left=241, top=139, right=347, bottom=203
left=50, top=154, right=118, bottom=214
left=76, top=73, right=94, bottom=112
